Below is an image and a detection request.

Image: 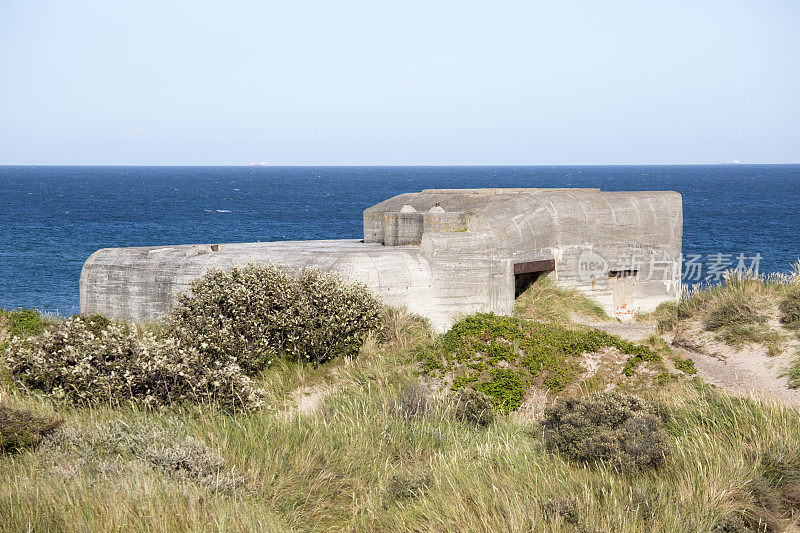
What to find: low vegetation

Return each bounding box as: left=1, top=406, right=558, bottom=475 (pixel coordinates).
left=782, top=350, right=800, bottom=389
left=5, top=353, right=800, bottom=531
left=2, top=266, right=385, bottom=411
left=4, top=316, right=264, bottom=409
left=451, top=387, right=494, bottom=427
left=650, top=300, right=680, bottom=333
left=780, top=290, right=800, bottom=329
left=0, top=308, right=47, bottom=349
left=423, top=313, right=661, bottom=412
left=673, top=356, right=697, bottom=375
left=6, top=266, right=800, bottom=530
left=0, top=405, right=62, bottom=453
left=541, top=391, right=670, bottom=471
left=647, top=268, right=800, bottom=366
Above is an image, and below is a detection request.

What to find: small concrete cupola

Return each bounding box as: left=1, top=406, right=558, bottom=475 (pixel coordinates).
left=383, top=204, right=424, bottom=246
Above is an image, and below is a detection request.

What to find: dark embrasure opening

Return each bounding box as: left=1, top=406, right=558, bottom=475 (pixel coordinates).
left=514, top=270, right=549, bottom=298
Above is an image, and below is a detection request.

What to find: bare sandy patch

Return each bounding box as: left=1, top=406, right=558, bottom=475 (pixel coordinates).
left=279, top=385, right=331, bottom=418
left=575, top=318, right=657, bottom=343
left=668, top=321, right=800, bottom=404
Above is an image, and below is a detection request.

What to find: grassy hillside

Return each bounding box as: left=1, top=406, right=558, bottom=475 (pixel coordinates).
left=3, top=337, right=800, bottom=532
left=3, top=268, right=800, bottom=531
left=514, top=274, right=608, bottom=323
left=645, top=265, right=800, bottom=389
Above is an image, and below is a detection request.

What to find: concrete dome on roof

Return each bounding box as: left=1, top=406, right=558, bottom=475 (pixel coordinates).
left=81, top=187, right=682, bottom=331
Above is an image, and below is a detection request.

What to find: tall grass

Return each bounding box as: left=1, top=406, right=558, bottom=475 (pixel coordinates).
left=650, top=269, right=800, bottom=360
left=4, top=346, right=800, bottom=531
left=782, top=350, right=800, bottom=389
left=514, top=275, right=608, bottom=323
left=5, top=298, right=800, bottom=531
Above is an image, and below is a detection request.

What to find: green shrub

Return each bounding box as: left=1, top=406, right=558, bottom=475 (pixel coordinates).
left=474, top=368, right=528, bottom=414
left=0, top=309, right=45, bottom=345
left=73, top=313, right=112, bottom=337
left=779, top=291, right=800, bottom=329
left=673, top=357, right=697, bottom=375
left=0, top=405, right=63, bottom=453
left=170, top=265, right=383, bottom=372
left=3, top=317, right=264, bottom=409
left=428, top=314, right=661, bottom=411
left=541, top=392, right=670, bottom=470
left=451, top=388, right=494, bottom=427
left=622, top=349, right=662, bottom=377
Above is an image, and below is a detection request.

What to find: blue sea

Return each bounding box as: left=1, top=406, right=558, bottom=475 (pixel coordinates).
left=2, top=165, right=799, bottom=316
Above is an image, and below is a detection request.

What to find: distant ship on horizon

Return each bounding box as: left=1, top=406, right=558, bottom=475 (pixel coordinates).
left=248, top=162, right=268, bottom=166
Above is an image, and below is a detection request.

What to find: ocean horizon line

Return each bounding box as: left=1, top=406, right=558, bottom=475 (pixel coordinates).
left=2, top=162, right=800, bottom=168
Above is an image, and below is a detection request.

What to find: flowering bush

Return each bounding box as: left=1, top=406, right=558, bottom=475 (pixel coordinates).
left=169, top=265, right=383, bottom=372
left=3, top=317, right=264, bottom=409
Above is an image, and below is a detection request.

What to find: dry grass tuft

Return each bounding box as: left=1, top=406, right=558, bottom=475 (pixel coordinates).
left=515, top=274, right=608, bottom=323
left=377, top=306, right=434, bottom=354
left=656, top=270, right=800, bottom=360
left=779, top=290, right=800, bottom=329
left=0, top=405, right=63, bottom=453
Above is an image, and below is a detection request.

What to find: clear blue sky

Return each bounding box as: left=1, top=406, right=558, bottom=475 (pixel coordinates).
left=1, top=0, right=798, bottom=165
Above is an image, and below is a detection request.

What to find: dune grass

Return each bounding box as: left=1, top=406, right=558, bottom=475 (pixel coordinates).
left=647, top=269, right=800, bottom=361
left=5, top=284, right=800, bottom=531
left=782, top=350, right=800, bottom=389
left=4, top=354, right=800, bottom=531
left=3, top=304, right=800, bottom=531
left=514, top=274, right=608, bottom=323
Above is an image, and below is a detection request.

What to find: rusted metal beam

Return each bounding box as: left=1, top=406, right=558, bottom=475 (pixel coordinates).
left=608, top=269, right=638, bottom=278
left=513, top=259, right=555, bottom=275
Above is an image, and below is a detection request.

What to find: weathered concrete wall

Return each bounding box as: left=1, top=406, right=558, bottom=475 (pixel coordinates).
left=363, top=188, right=682, bottom=321
left=81, top=240, right=452, bottom=329
left=81, top=187, right=683, bottom=331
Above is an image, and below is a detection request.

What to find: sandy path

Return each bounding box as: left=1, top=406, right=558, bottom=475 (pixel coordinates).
left=581, top=317, right=800, bottom=405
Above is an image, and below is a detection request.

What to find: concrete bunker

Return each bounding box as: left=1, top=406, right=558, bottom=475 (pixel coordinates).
left=81, top=187, right=683, bottom=332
